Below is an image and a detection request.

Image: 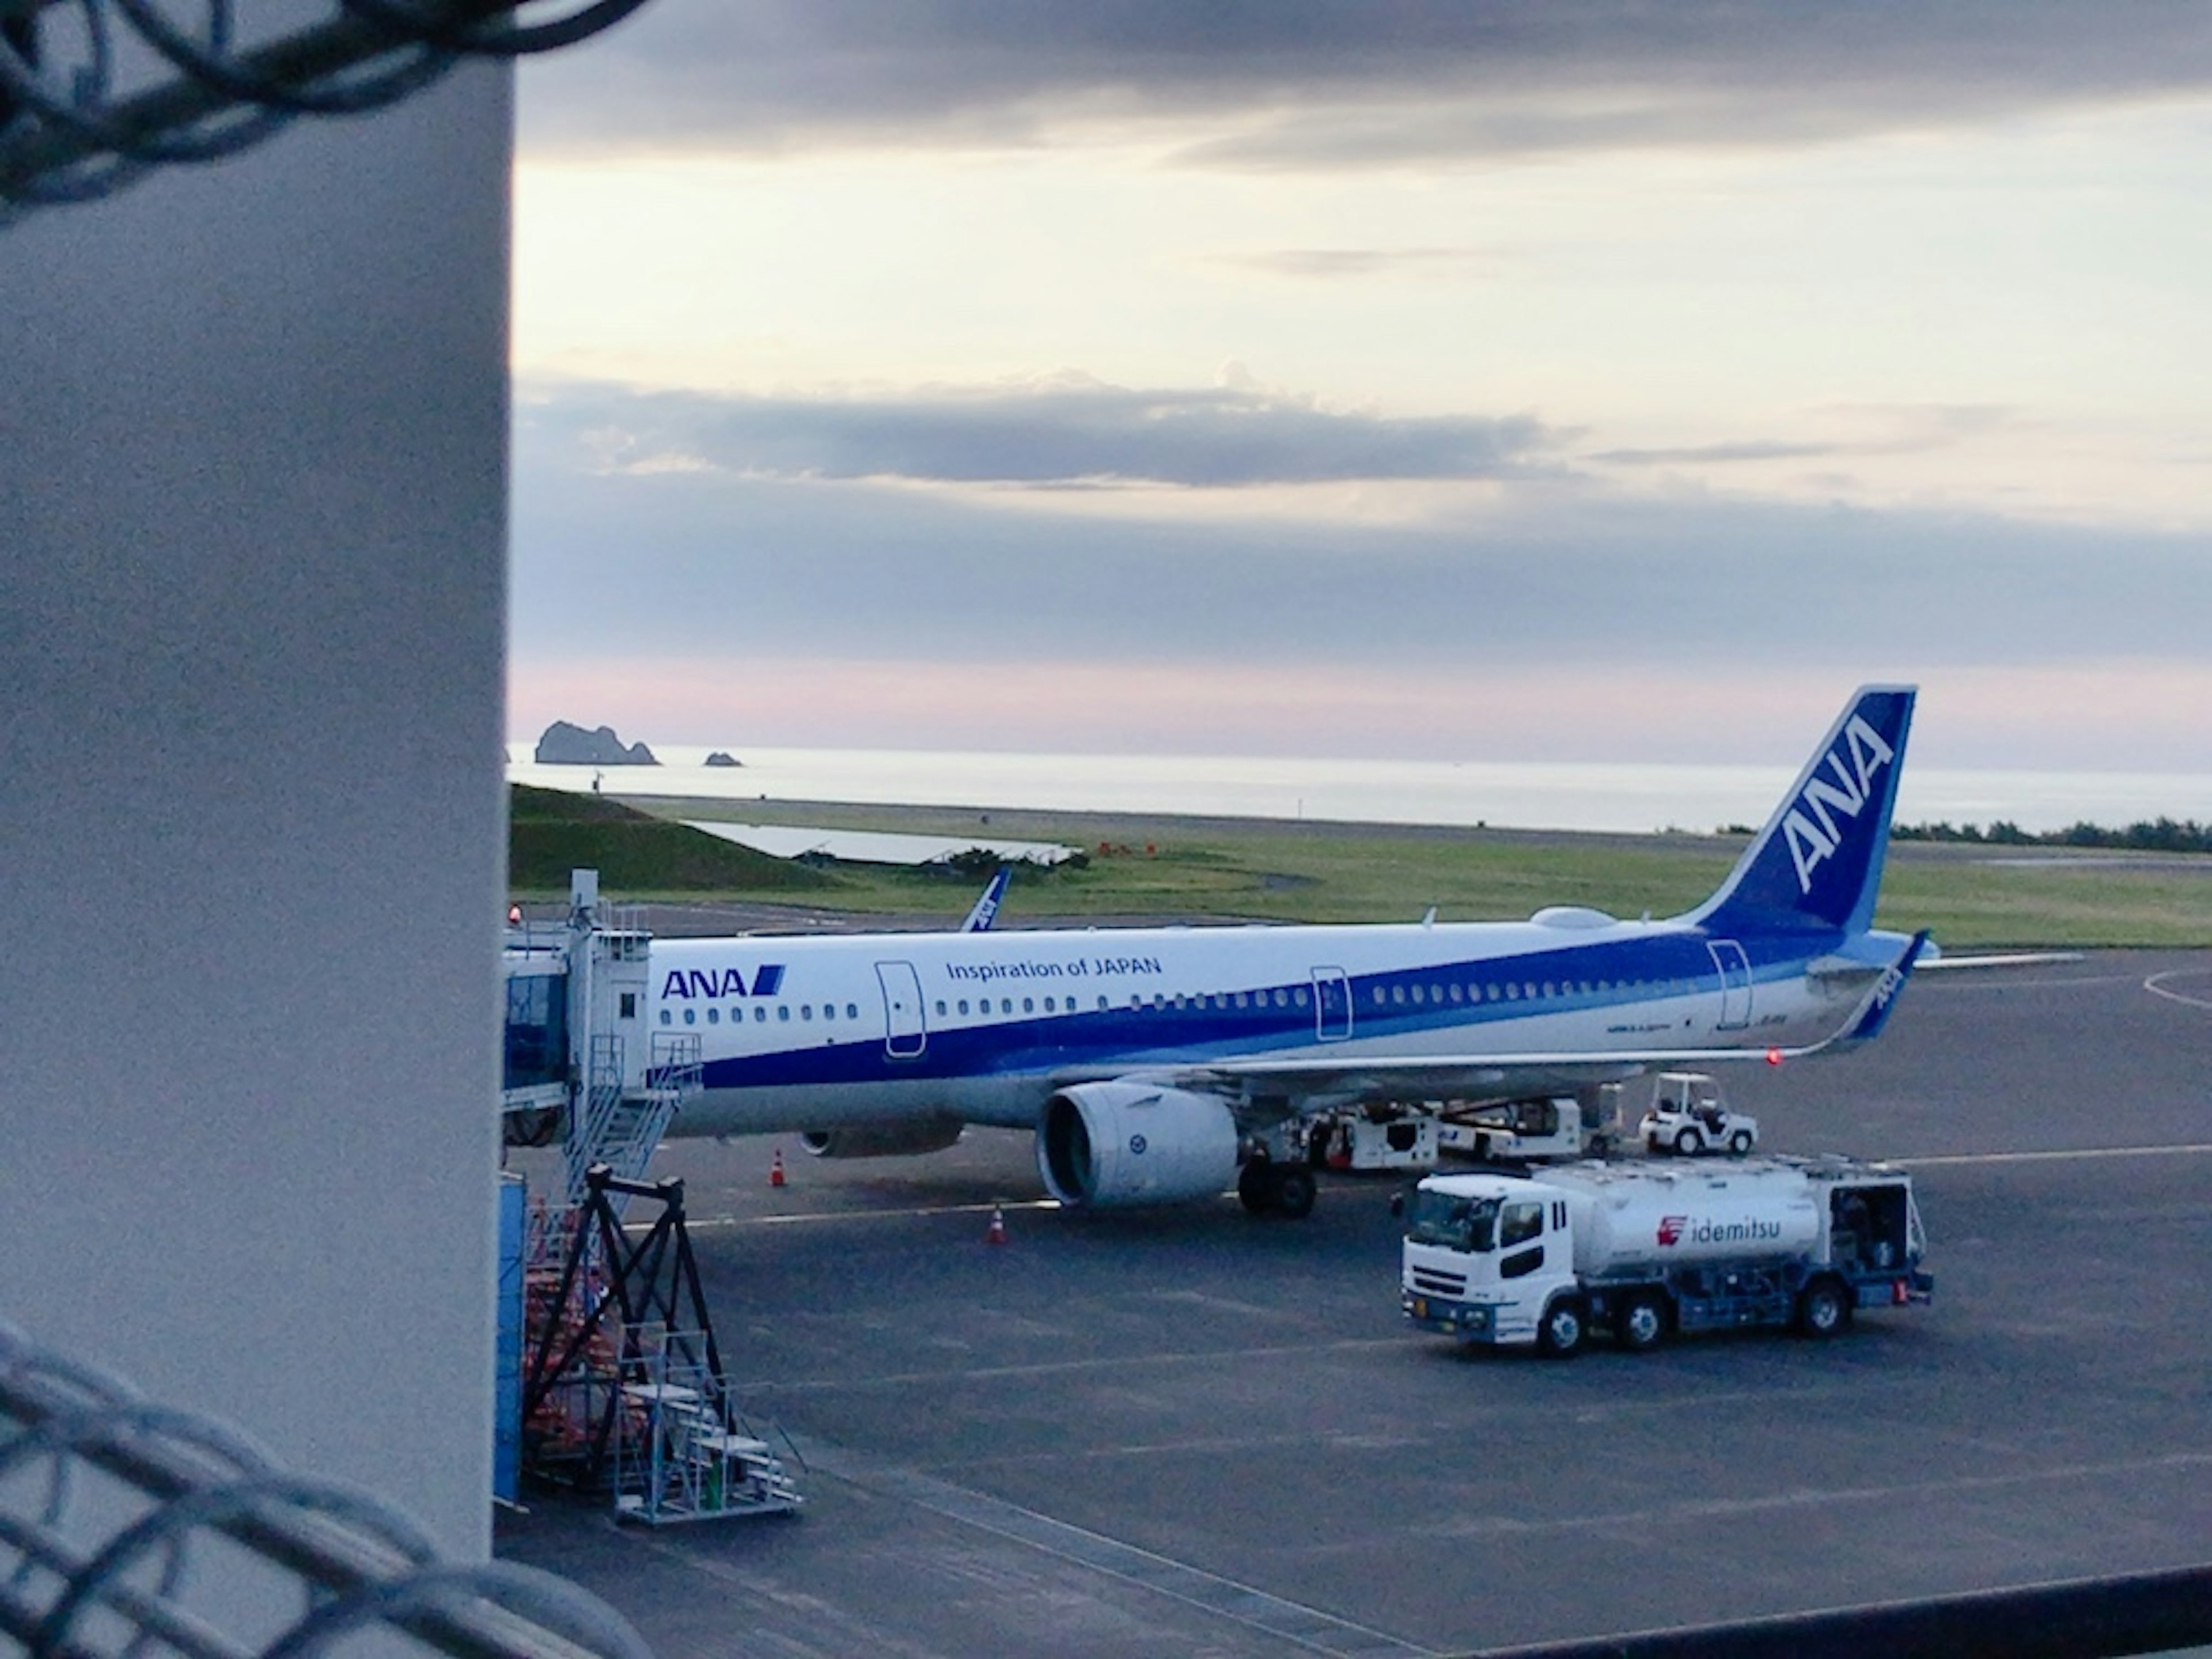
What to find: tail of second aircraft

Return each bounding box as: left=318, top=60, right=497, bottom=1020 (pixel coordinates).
left=1685, top=684, right=1916, bottom=939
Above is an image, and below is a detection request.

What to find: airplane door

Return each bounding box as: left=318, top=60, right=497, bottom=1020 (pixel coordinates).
left=876, top=961, right=926, bottom=1059
left=1312, top=967, right=1353, bottom=1043
left=1706, top=940, right=1752, bottom=1031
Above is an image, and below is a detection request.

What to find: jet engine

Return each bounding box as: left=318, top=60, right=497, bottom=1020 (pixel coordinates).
left=798, top=1117, right=965, bottom=1158
left=1036, top=1082, right=1240, bottom=1208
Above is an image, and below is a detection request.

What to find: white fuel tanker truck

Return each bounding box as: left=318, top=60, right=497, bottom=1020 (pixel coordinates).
left=1400, top=1156, right=1932, bottom=1355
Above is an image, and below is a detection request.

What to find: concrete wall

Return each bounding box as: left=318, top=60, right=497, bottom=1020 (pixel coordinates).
left=0, top=65, right=512, bottom=1558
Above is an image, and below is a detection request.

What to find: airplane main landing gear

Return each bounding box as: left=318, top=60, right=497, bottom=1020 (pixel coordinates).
left=1237, top=1157, right=1317, bottom=1219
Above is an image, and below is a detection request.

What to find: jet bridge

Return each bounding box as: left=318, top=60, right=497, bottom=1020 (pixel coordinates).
left=503, top=869, right=696, bottom=1198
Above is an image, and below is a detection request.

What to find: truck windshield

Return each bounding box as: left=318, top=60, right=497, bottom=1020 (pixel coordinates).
left=1406, top=1190, right=1498, bottom=1253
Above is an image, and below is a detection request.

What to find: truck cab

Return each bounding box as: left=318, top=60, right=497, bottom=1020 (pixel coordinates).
left=1402, top=1174, right=1584, bottom=1353
left=1639, top=1070, right=1758, bottom=1156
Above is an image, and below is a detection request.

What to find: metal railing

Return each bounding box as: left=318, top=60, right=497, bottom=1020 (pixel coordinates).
left=1, top=1318, right=653, bottom=1658
left=0, top=0, right=651, bottom=218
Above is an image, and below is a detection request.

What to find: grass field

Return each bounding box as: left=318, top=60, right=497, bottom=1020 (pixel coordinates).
left=507, top=786, right=2212, bottom=949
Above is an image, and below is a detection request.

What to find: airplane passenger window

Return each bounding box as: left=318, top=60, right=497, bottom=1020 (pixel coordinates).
left=658, top=1010, right=671, bottom=1025
left=683, top=1008, right=696, bottom=1024
left=1294, top=987, right=1309, bottom=1006
left=707, top=1008, right=719, bottom=1024
left=1023, top=997, right=1034, bottom=1013
left=801, top=1005, right=813, bottom=1021
left=1044, top=997, right=1056, bottom=1012
left=1543, top=982, right=1555, bottom=998
left=1449, top=984, right=1464, bottom=1002
left=1372, top=987, right=1385, bottom=1005
left=1429, top=984, right=1442, bottom=1002
left=779, top=1006, right=790, bottom=1021
left=1002, top=998, right=1014, bottom=1014
left=846, top=1003, right=856, bottom=1020
left=755, top=1007, right=767, bottom=1022
left=1392, top=986, right=1406, bottom=1005
left=1096, top=996, right=1108, bottom=1010
left=1411, top=985, right=1425, bottom=1004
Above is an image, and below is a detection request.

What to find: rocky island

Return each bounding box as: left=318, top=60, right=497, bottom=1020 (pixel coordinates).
left=533, top=721, right=658, bottom=766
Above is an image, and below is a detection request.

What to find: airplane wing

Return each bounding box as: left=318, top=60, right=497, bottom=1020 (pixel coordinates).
left=1065, top=931, right=1933, bottom=1110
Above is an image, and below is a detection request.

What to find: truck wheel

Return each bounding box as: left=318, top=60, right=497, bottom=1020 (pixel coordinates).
left=1237, top=1160, right=1272, bottom=1215
left=1674, top=1126, right=1704, bottom=1156
left=1797, top=1278, right=1851, bottom=1338
left=1616, top=1294, right=1666, bottom=1353
left=1270, top=1165, right=1318, bottom=1220
left=1728, top=1130, right=1753, bottom=1155
left=1537, top=1298, right=1586, bottom=1358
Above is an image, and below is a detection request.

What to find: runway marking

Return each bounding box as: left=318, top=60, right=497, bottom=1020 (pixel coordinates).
left=665, top=1196, right=1060, bottom=1233
left=667, top=1135, right=2212, bottom=1232
left=790, top=1435, right=1435, bottom=1658
left=746, top=1336, right=1411, bottom=1395
left=1899, top=1143, right=2212, bottom=1168
left=1406, top=1449, right=2212, bottom=1546
left=2145, top=968, right=2212, bottom=1011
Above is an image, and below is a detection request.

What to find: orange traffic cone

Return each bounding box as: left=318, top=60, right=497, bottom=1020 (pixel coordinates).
left=770, top=1149, right=786, bottom=1188
left=986, top=1203, right=1007, bottom=1245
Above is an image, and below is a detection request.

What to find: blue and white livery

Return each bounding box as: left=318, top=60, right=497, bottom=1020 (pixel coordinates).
left=649, top=687, right=1926, bottom=1216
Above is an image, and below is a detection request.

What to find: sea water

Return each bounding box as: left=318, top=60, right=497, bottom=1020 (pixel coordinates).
left=505, top=744, right=2210, bottom=837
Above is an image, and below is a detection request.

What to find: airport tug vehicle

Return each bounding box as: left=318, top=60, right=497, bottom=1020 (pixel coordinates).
left=1639, top=1070, right=1759, bottom=1156
left=1400, top=1157, right=1932, bottom=1355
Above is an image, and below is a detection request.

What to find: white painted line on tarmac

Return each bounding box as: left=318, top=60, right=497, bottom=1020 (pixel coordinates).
left=2145, top=968, right=2212, bottom=1011
left=671, top=1196, right=1063, bottom=1233
left=1899, top=1143, right=2212, bottom=1168
left=792, top=1436, right=1438, bottom=1657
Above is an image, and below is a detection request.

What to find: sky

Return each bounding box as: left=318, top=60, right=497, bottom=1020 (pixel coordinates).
left=508, top=2, right=2212, bottom=774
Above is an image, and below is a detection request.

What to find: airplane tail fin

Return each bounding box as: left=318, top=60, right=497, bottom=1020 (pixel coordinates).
left=1686, top=685, right=1916, bottom=938
left=961, top=866, right=1010, bottom=933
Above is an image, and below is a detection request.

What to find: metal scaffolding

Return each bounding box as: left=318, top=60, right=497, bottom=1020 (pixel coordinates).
left=518, top=1167, right=803, bottom=1525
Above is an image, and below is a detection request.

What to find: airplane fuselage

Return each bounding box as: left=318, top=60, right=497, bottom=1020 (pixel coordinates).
left=648, top=912, right=1881, bottom=1139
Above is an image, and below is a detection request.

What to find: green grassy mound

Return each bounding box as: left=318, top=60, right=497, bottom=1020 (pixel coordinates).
left=508, top=785, right=830, bottom=895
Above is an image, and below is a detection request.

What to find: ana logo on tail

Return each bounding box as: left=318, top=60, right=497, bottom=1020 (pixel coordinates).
left=1781, top=714, right=1897, bottom=894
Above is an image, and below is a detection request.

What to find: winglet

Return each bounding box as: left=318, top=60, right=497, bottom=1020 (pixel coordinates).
left=1688, top=685, right=1916, bottom=938
left=1835, top=930, right=1929, bottom=1050
left=961, top=866, right=1011, bottom=933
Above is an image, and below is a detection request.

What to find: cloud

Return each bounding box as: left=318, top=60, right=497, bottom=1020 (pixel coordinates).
left=1588, top=441, right=1850, bottom=466
left=521, top=376, right=1563, bottom=488
left=512, top=399, right=2212, bottom=692
left=1205, top=247, right=1509, bottom=280
left=520, top=1, right=2212, bottom=163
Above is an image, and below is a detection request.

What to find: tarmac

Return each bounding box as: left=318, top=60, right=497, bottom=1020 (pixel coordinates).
left=498, top=950, right=2212, bottom=1657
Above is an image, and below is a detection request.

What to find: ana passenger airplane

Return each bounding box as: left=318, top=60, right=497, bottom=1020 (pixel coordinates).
left=647, top=685, right=1926, bottom=1217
